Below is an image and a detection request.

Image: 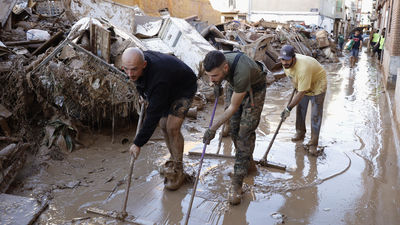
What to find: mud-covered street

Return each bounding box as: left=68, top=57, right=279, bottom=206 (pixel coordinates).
left=5, top=51, right=398, bottom=225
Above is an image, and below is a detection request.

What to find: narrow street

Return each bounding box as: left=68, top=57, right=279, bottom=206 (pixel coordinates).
left=2, top=0, right=400, bottom=224
left=9, top=51, right=399, bottom=225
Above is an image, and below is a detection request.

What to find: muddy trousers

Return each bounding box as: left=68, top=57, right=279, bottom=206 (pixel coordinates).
left=226, top=82, right=266, bottom=186
left=295, top=92, right=326, bottom=146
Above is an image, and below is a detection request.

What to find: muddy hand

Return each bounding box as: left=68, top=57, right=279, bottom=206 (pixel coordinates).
left=138, top=96, right=148, bottom=107
left=203, top=128, right=216, bottom=145
left=280, top=107, right=291, bottom=121
left=129, top=144, right=140, bottom=159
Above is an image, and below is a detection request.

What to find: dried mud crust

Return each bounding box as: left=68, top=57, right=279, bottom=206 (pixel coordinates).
left=28, top=47, right=140, bottom=122
left=0, top=58, right=44, bottom=149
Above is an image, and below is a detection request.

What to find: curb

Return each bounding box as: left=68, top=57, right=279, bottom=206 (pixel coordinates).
left=382, top=86, right=400, bottom=150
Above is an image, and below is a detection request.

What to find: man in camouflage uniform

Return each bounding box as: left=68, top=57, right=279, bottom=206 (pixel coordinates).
left=202, top=50, right=266, bottom=205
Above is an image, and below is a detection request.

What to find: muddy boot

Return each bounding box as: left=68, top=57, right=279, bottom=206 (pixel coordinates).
left=228, top=182, right=243, bottom=205
left=164, top=161, right=185, bottom=191
left=291, top=132, right=305, bottom=142
left=307, top=135, right=318, bottom=146
left=308, top=145, right=318, bottom=156
left=247, top=159, right=257, bottom=174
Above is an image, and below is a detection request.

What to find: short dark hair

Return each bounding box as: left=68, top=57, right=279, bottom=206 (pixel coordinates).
left=203, top=50, right=226, bottom=72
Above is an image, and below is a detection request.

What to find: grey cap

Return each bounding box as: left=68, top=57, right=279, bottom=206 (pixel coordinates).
left=278, top=45, right=295, bottom=60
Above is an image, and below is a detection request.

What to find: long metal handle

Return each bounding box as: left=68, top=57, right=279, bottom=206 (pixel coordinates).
left=261, top=89, right=296, bottom=161
left=216, top=123, right=226, bottom=155
left=121, top=155, right=135, bottom=216
left=136, top=103, right=145, bottom=135
left=121, top=102, right=145, bottom=216
left=184, top=97, right=219, bottom=225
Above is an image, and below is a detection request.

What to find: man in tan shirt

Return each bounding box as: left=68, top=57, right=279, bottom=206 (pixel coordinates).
left=279, top=45, right=327, bottom=154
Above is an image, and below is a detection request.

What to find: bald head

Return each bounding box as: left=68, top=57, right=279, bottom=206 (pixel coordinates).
left=121, top=47, right=147, bottom=81
left=122, top=47, right=145, bottom=64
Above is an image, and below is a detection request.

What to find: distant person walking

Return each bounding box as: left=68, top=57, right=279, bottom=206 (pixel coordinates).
left=370, top=29, right=380, bottom=57
left=376, top=31, right=385, bottom=61
left=338, top=33, right=345, bottom=51
left=349, top=30, right=363, bottom=68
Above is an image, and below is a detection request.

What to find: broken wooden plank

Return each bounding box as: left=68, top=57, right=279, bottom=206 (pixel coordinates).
left=0, top=136, right=22, bottom=142
left=4, top=40, right=46, bottom=46
left=0, top=0, right=17, bottom=27
left=32, top=31, right=64, bottom=56
left=90, top=23, right=111, bottom=63
left=0, top=193, right=48, bottom=225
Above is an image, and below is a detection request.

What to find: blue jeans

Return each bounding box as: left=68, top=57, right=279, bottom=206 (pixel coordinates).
left=351, top=48, right=359, bottom=58
left=296, top=92, right=326, bottom=145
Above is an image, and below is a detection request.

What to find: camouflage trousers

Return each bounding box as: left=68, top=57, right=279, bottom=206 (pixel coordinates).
left=225, top=80, right=266, bottom=185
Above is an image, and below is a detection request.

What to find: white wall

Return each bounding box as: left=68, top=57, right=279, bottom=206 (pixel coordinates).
left=251, top=0, right=319, bottom=12
left=319, top=0, right=337, bottom=18
left=249, top=11, right=320, bottom=25
left=209, top=0, right=230, bottom=12
left=319, top=16, right=335, bottom=32
left=209, top=0, right=249, bottom=13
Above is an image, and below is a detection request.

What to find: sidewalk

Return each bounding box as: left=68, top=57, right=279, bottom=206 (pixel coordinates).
left=377, top=58, right=400, bottom=149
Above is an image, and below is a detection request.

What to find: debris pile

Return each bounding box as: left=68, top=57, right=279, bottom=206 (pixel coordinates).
left=200, top=18, right=339, bottom=73
left=0, top=2, right=342, bottom=186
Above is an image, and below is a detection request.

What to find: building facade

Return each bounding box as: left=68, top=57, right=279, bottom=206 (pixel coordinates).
left=376, top=0, right=400, bottom=89
left=211, top=0, right=346, bottom=34
left=375, top=0, right=400, bottom=127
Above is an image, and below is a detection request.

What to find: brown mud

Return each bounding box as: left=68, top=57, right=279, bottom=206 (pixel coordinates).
left=9, top=51, right=400, bottom=225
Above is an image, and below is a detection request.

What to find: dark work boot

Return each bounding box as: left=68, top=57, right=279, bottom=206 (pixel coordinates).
left=164, top=161, right=185, bottom=191
left=228, top=178, right=243, bottom=205
left=291, top=132, right=305, bottom=142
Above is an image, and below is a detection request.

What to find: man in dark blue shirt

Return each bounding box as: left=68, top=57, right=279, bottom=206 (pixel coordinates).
left=349, top=29, right=363, bottom=68
left=121, top=47, right=197, bottom=190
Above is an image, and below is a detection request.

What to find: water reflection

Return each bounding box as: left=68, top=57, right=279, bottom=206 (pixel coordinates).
left=278, top=143, right=319, bottom=224
left=345, top=69, right=356, bottom=99
left=161, top=190, right=185, bottom=225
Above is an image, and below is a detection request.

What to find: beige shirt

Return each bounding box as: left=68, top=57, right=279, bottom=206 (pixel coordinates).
left=283, top=54, right=327, bottom=96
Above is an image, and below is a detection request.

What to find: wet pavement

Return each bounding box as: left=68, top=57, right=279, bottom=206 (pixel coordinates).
left=10, top=51, right=400, bottom=225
